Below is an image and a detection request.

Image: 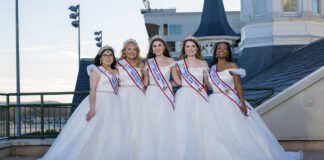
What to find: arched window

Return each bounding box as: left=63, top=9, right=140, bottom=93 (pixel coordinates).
left=313, top=0, right=319, bottom=14
left=283, top=0, right=297, bottom=12
left=254, top=0, right=266, bottom=16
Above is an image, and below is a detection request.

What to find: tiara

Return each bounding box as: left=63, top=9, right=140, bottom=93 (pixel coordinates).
left=216, top=39, right=233, bottom=44
left=123, top=38, right=139, bottom=48
left=98, top=45, right=114, bottom=55
left=184, top=35, right=199, bottom=43
left=149, top=35, right=164, bottom=44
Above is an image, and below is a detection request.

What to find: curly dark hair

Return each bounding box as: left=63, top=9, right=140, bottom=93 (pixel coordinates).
left=146, top=38, right=171, bottom=59
left=93, top=47, right=117, bottom=69
left=209, top=42, right=233, bottom=67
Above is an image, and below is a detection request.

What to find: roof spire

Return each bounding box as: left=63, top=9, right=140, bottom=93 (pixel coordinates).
left=194, top=0, right=238, bottom=37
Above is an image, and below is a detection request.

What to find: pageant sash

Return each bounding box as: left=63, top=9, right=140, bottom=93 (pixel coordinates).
left=177, top=59, right=208, bottom=101
left=118, top=59, right=145, bottom=93
left=147, top=58, right=175, bottom=109
left=97, top=65, right=118, bottom=95
left=209, top=65, right=250, bottom=116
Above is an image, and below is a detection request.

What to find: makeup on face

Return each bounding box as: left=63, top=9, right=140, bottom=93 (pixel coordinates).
left=152, top=41, right=165, bottom=56
left=101, top=50, right=114, bottom=66
left=185, top=41, right=198, bottom=57
left=126, top=43, right=138, bottom=59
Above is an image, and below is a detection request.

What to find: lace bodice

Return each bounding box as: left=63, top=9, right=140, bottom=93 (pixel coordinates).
left=117, top=65, right=142, bottom=86
left=208, top=68, right=246, bottom=93
left=146, top=63, right=175, bottom=85
left=181, top=68, right=207, bottom=87
left=87, top=64, right=116, bottom=92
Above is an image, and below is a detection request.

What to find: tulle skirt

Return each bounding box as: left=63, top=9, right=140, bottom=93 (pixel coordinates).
left=145, top=86, right=178, bottom=160
left=174, top=87, right=231, bottom=160
left=209, top=92, right=303, bottom=160
left=40, top=92, right=123, bottom=160
left=118, top=87, right=156, bottom=160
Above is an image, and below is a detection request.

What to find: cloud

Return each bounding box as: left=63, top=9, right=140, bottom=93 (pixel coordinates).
left=57, top=50, right=78, bottom=60
left=21, top=44, right=53, bottom=53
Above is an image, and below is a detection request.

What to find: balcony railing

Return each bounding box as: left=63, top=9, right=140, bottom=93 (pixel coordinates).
left=0, top=88, right=273, bottom=140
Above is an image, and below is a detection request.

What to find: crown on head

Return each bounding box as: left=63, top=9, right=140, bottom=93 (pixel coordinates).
left=184, top=35, right=199, bottom=43
left=98, top=45, right=114, bottom=55
left=149, top=35, right=164, bottom=44
left=123, top=38, right=139, bottom=48
left=216, top=39, right=233, bottom=45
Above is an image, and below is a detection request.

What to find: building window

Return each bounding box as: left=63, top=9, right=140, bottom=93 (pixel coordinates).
left=168, top=24, right=182, bottom=35
left=254, top=0, right=266, bottom=16
left=175, top=41, right=182, bottom=53
left=163, top=24, right=168, bottom=35
left=166, top=41, right=175, bottom=52
left=283, top=0, right=297, bottom=12
left=313, top=0, right=319, bottom=13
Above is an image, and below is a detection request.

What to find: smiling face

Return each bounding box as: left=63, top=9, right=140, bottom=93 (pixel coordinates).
left=100, top=50, right=114, bottom=67
left=152, top=40, right=165, bottom=56
left=184, top=41, right=198, bottom=57
left=216, top=43, right=229, bottom=58
left=125, top=43, right=138, bottom=60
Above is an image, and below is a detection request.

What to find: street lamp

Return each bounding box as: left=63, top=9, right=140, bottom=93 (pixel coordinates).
left=68, top=4, right=80, bottom=66
left=94, top=30, right=102, bottom=48
left=15, top=0, right=21, bottom=136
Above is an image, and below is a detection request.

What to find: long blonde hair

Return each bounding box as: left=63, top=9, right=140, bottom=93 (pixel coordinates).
left=119, top=39, right=144, bottom=73
left=179, top=38, right=203, bottom=60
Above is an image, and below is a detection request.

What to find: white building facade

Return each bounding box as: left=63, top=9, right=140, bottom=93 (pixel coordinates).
left=141, top=9, right=242, bottom=57
left=240, top=0, right=324, bottom=49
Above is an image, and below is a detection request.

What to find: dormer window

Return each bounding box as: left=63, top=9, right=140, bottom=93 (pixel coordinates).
left=313, top=0, right=319, bottom=14
left=254, top=0, right=266, bottom=16
left=283, top=0, right=297, bottom=12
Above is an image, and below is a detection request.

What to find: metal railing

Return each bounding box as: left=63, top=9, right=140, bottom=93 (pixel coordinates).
left=0, top=88, right=273, bottom=140
left=0, top=91, right=88, bottom=140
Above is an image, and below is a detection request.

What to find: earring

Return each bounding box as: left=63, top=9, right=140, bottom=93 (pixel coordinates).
left=100, top=59, right=102, bottom=64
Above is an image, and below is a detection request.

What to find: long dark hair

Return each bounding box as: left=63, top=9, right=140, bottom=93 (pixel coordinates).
left=93, top=46, right=117, bottom=69
left=146, top=38, right=171, bottom=59
left=209, top=42, right=233, bottom=67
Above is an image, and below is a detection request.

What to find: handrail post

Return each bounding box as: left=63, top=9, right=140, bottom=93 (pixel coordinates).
left=6, top=95, right=10, bottom=138
left=40, top=95, right=44, bottom=138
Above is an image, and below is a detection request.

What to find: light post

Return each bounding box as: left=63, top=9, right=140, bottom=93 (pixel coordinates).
left=94, top=31, right=102, bottom=48
left=15, top=0, right=21, bottom=136
left=68, top=4, right=80, bottom=66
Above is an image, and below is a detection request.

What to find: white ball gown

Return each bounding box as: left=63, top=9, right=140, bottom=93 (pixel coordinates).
left=145, top=62, right=178, bottom=160
left=208, top=68, right=303, bottom=160
left=40, top=64, right=123, bottom=160
left=174, top=66, right=231, bottom=160
left=117, top=64, right=156, bottom=160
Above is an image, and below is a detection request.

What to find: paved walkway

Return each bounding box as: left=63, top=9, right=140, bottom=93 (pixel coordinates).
left=1, top=150, right=324, bottom=160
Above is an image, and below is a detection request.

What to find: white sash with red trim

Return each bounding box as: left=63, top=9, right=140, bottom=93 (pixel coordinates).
left=177, top=59, right=208, bottom=101
left=97, top=65, right=119, bottom=95
left=118, top=59, right=145, bottom=93
left=147, top=58, right=175, bottom=109
left=209, top=64, right=250, bottom=116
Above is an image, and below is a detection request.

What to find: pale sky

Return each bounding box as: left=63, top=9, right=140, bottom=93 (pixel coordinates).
left=0, top=0, right=240, bottom=102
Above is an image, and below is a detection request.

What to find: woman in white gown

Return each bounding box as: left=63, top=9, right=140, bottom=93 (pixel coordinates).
left=207, top=42, right=303, bottom=160
left=174, top=36, right=231, bottom=160
left=117, top=39, right=156, bottom=160
left=40, top=46, right=123, bottom=160
left=143, top=35, right=182, bottom=160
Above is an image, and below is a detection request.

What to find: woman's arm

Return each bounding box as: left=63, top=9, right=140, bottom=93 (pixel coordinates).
left=231, top=63, right=248, bottom=116
left=203, top=70, right=212, bottom=89
left=86, top=71, right=100, bottom=121
left=201, top=60, right=211, bottom=89
left=171, top=66, right=182, bottom=86
left=143, top=61, right=149, bottom=87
